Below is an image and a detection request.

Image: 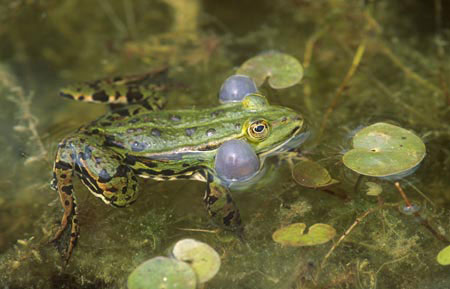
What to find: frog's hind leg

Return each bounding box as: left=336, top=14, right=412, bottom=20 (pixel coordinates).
left=203, top=172, right=242, bottom=232
left=50, top=138, right=80, bottom=262
left=72, top=141, right=139, bottom=209
left=60, top=68, right=167, bottom=110
left=51, top=137, right=139, bottom=263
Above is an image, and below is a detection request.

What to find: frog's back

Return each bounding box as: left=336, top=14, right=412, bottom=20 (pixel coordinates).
left=90, top=103, right=250, bottom=156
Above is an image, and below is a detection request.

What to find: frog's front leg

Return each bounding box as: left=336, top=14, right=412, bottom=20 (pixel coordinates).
left=51, top=135, right=139, bottom=263
left=203, top=172, right=242, bottom=231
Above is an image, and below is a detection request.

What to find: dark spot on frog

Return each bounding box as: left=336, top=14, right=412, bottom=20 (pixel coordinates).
left=113, top=76, right=123, bottom=82
left=60, top=174, right=67, bottom=179
left=133, top=108, right=141, bottom=115
left=61, top=185, right=74, bottom=195
left=182, top=163, right=190, bottom=167
left=92, top=90, right=109, bottom=102
left=110, top=196, right=118, bottom=202
left=186, top=127, right=197, bottom=136
left=143, top=161, right=157, bottom=168
left=55, top=161, right=72, bottom=170
left=91, top=129, right=100, bottom=134
left=222, top=211, right=235, bottom=226
left=400, top=144, right=403, bottom=147
left=176, top=175, right=191, bottom=179
left=401, top=136, right=407, bottom=140
left=64, top=200, right=70, bottom=206
left=131, top=141, right=147, bottom=152
left=151, top=128, right=161, bottom=137
left=122, top=187, right=127, bottom=194
left=206, top=195, right=218, bottom=205
left=100, top=121, right=112, bottom=127
left=124, top=154, right=137, bottom=165
left=104, top=135, right=125, bottom=149
left=116, top=109, right=131, bottom=117
left=114, top=165, right=129, bottom=177
left=109, top=187, right=118, bottom=193
left=78, top=95, right=85, bottom=101
left=126, top=88, right=143, bottom=102
left=114, top=90, right=122, bottom=100
left=198, top=170, right=206, bottom=179
left=161, top=169, right=175, bottom=176
left=98, top=169, right=112, bottom=183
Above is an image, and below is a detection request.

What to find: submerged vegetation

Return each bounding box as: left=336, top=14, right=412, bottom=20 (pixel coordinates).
left=0, top=0, right=449, bottom=288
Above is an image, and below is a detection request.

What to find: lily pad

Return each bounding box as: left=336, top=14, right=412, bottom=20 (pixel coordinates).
left=172, top=239, right=221, bottom=284
left=127, top=256, right=197, bottom=289
left=292, top=159, right=338, bottom=188
left=272, top=223, right=336, bottom=246
left=342, top=123, right=426, bottom=177
left=237, top=51, right=303, bottom=89
left=437, top=245, right=450, bottom=265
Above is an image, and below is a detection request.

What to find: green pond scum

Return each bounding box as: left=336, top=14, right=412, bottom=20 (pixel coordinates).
left=1, top=0, right=450, bottom=288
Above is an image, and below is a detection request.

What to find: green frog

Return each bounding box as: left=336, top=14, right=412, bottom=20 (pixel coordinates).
left=51, top=72, right=304, bottom=262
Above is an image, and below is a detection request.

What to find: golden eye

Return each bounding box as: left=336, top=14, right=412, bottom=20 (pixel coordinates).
left=247, top=120, right=270, bottom=141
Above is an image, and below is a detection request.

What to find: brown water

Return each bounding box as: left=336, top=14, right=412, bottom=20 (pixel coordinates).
left=0, top=1, right=449, bottom=288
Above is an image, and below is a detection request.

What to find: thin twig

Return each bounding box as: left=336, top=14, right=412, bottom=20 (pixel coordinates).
left=394, top=182, right=412, bottom=208
left=316, top=205, right=381, bottom=280
left=318, top=38, right=367, bottom=141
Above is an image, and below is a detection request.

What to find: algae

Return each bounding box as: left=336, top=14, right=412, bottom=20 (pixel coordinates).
left=0, top=0, right=450, bottom=289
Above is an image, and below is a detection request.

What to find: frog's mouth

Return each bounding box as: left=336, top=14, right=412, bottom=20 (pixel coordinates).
left=259, top=125, right=310, bottom=158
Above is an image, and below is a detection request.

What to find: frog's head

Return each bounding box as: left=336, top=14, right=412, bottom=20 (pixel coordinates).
left=240, top=94, right=306, bottom=157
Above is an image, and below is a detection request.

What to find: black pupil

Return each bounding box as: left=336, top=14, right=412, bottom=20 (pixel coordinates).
left=254, top=125, right=265, bottom=133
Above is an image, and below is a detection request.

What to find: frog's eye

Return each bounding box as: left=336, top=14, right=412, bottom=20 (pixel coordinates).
left=247, top=120, right=270, bottom=141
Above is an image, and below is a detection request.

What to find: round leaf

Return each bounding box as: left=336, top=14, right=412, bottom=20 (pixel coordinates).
left=342, top=123, right=426, bottom=177
left=172, top=239, right=221, bottom=284
left=237, top=51, right=303, bottom=89
left=128, top=256, right=197, bottom=289
left=437, top=245, right=450, bottom=265
left=292, top=159, right=338, bottom=188
left=272, top=223, right=336, bottom=246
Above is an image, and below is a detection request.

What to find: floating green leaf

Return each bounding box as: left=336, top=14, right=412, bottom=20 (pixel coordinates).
left=272, top=223, right=336, bottom=246
left=127, top=256, right=196, bottom=289
left=365, top=182, right=382, bottom=196
left=172, top=239, right=221, bottom=284
left=237, top=51, right=303, bottom=89
left=437, top=245, right=450, bottom=265
left=342, top=123, right=426, bottom=177
left=292, top=159, right=338, bottom=188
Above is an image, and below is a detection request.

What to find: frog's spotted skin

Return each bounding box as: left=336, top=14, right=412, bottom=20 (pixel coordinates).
left=60, top=69, right=168, bottom=105
left=51, top=79, right=304, bottom=263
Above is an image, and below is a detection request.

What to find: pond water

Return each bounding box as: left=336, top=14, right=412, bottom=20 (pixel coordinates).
left=0, top=1, right=449, bottom=288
